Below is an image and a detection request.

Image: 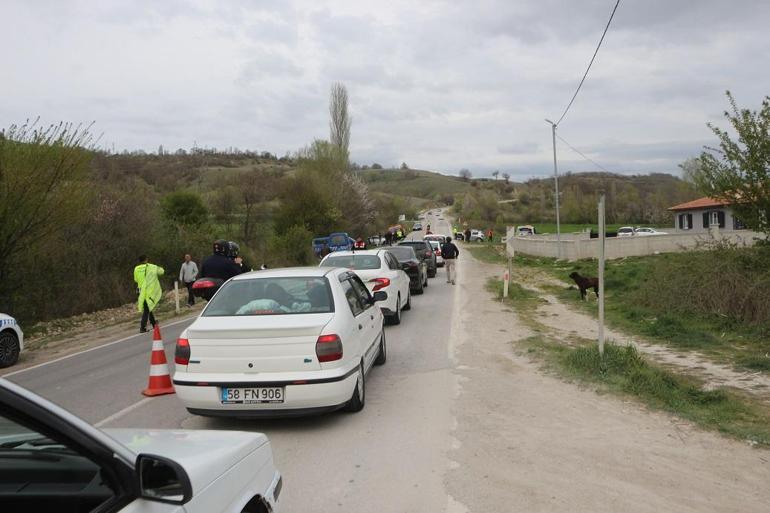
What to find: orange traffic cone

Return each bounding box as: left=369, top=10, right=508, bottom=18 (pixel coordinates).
left=142, top=325, right=176, bottom=397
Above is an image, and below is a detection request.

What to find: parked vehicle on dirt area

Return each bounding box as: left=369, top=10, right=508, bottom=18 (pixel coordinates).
left=385, top=246, right=429, bottom=295
left=0, top=313, right=23, bottom=368
left=516, top=225, right=536, bottom=236
left=320, top=250, right=411, bottom=324
left=0, top=378, right=283, bottom=512
left=635, top=227, right=668, bottom=236
left=469, top=229, right=486, bottom=242
left=174, top=267, right=388, bottom=417
left=313, top=237, right=330, bottom=257
left=617, top=226, right=636, bottom=237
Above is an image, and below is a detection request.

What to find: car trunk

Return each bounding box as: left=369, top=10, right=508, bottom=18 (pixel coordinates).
left=185, top=314, right=333, bottom=373
left=351, top=269, right=383, bottom=293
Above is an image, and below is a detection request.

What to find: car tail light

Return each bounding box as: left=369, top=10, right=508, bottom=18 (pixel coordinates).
left=175, top=337, right=190, bottom=365
left=436, top=249, right=442, bottom=256
left=316, top=334, right=343, bottom=362
left=192, top=280, right=216, bottom=289
left=369, top=277, right=390, bottom=291
left=425, top=250, right=432, bottom=258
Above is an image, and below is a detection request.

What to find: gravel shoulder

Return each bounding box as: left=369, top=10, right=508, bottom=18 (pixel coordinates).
left=445, top=249, right=769, bottom=513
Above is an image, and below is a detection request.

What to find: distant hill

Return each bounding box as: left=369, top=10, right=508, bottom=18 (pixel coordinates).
left=359, top=168, right=473, bottom=202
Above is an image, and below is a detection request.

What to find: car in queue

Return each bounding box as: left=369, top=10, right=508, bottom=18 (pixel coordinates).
left=173, top=267, right=387, bottom=418
left=0, top=378, right=282, bottom=513
left=617, top=226, right=636, bottom=237
left=385, top=245, right=428, bottom=295
left=425, top=240, right=444, bottom=267
left=320, top=250, right=411, bottom=324
left=0, top=313, right=23, bottom=368
left=398, top=240, right=437, bottom=277
left=412, top=222, right=423, bottom=232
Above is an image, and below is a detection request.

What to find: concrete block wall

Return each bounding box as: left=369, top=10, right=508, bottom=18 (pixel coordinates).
left=506, top=227, right=764, bottom=260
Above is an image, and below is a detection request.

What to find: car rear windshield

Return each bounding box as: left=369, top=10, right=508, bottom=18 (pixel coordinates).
left=323, top=255, right=381, bottom=270
left=387, top=247, right=417, bottom=261
left=203, top=277, right=334, bottom=316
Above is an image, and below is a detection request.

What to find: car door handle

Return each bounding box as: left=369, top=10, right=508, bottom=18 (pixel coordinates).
left=359, top=324, right=363, bottom=330
left=370, top=315, right=374, bottom=320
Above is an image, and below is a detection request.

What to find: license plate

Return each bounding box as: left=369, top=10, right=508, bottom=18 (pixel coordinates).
left=220, top=387, right=284, bottom=404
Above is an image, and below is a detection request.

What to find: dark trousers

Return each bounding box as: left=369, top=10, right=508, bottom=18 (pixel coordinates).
left=141, top=301, right=156, bottom=330
left=185, top=281, right=195, bottom=305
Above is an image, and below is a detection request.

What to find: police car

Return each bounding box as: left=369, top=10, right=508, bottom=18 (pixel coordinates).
left=0, top=313, right=23, bottom=368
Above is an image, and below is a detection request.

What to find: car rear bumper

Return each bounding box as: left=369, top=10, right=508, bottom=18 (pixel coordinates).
left=174, top=369, right=358, bottom=415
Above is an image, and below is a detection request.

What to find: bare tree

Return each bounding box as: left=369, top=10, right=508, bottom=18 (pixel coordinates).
left=502, top=172, right=511, bottom=183
left=492, top=170, right=500, bottom=180
left=459, top=168, right=472, bottom=181
left=329, top=82, right=351, bottom=159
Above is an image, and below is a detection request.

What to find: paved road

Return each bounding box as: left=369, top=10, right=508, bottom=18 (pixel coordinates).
left=6, top=209, right=462, bottom=512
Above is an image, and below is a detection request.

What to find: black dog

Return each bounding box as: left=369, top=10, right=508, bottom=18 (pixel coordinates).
left=569, top=271, right=599, bottom=300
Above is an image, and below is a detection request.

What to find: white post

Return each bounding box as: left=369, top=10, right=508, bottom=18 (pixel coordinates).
left=174, top=280, right=180, bottom=314
left=598, top=194, right=606, bottom=357
left=503, top=265, right=510, bottom=300
left=546, top=119, right=562, bottom=259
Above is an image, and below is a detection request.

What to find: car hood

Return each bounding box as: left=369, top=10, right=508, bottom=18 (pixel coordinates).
left=105, top=428, right=268, bottom=492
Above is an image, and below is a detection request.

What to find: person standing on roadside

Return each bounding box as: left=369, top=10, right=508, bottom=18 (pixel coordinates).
left=179, top=254, right=198, bottom=307
left=134, top=255, right=165, bottom=333
left=464, top=228, right=471, bottom=242
left=441, top=236, right=460, bottom=285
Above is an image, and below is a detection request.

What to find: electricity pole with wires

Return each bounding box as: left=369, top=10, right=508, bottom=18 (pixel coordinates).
left=545, top=119, right=561, bottom=259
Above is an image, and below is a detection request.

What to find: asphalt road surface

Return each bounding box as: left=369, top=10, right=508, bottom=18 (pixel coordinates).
left=5, top=209, right=462, bottom=513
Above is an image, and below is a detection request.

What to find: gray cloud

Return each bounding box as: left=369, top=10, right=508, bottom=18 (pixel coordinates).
left=1, top=0, right=768, bottom=177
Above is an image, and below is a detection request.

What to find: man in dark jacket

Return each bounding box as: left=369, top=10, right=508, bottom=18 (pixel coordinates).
left=441, top=236, right=460, bottom=285
left=200, top=240, right=243, bottom=281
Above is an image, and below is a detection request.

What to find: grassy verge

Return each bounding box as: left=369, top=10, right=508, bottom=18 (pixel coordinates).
left=520, top=336, right=770, bottom=447
left=503, top=252, right=770, bottom=375
left=485, top=277, right=540, bottom=313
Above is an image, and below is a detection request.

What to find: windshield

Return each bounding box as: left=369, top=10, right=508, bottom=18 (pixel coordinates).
left=329, top=234, right=348, bottom=246
left=203, top=277, right=334, bottom=315
left=387, top=247, right=417, bottom=261
left=323, top=254, right=381, bottom=270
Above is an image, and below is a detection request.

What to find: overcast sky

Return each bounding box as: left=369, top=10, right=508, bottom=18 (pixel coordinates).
left=2, top=0, right=769, bottom=178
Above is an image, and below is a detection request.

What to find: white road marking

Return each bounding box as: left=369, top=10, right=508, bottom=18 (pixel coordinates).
left=94, top=397, right=155, bottom=427
left=2, top=315, right=195, bottom=378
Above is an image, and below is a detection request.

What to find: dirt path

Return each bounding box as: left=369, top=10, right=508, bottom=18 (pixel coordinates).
left=445, top=250, right=769, bottom=513
left=515, top=267, right=770, bottom=402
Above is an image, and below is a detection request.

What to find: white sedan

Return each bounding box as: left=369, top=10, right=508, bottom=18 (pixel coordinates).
left=0, top=378, right=282, bottom=512
left=635, top=227, right=668, bottom=236
left=0, top=313, right=24, bottom=368
left=320, top=249, right=411, bottom=324
left=174, top=267, right=387, bottom=417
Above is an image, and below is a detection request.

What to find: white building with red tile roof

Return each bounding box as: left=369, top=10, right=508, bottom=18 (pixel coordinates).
left=668, top=196, right=746, bottom=233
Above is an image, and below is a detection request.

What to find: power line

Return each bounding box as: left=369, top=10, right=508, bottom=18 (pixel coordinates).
left=556, top=133, right=612, bottom=173
left=555, top=0, right=621, bottom=126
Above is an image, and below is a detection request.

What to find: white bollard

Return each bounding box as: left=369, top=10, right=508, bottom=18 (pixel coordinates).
left=503, top=268, right=510, bottom=299
left=174, top=281, right=180, bottom=314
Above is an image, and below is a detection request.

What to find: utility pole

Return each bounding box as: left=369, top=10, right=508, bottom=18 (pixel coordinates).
left=598, top=193, right=606, bottom=357
left=545, top=119, right=562, bottom=259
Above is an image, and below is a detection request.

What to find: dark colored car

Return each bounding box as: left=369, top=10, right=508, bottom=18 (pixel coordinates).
left=386, top=246, right=428, bottom=294
left=397, top=240, right=437, bottom=278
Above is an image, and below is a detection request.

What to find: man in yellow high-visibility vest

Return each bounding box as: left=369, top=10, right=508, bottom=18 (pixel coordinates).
left=134, top=255, right=165, bottom=333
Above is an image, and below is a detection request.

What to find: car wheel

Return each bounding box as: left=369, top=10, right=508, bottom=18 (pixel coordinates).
left=374, top=330, right=387, bottom=365
left=388, top=294, right=401, bottom=325
left=344, top=361, right=366, bottom=412
left=403, top=290, right=412, bottom=309
left=0, top=331, right=20, bottom=368
left=428, top=267, right=437, bottom=278
left=413, top=278, right=424, bottom=295
left=423, top=273, right=429, bottom=288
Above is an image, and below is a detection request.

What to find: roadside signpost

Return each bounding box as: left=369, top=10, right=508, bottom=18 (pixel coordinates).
left=598, top=195, right=606, bottom=357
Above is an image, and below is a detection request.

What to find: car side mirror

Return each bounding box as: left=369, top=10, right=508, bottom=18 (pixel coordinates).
left=137, top=454, right=193, bottom=505
left=373, top=291, right=388, bottom=303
